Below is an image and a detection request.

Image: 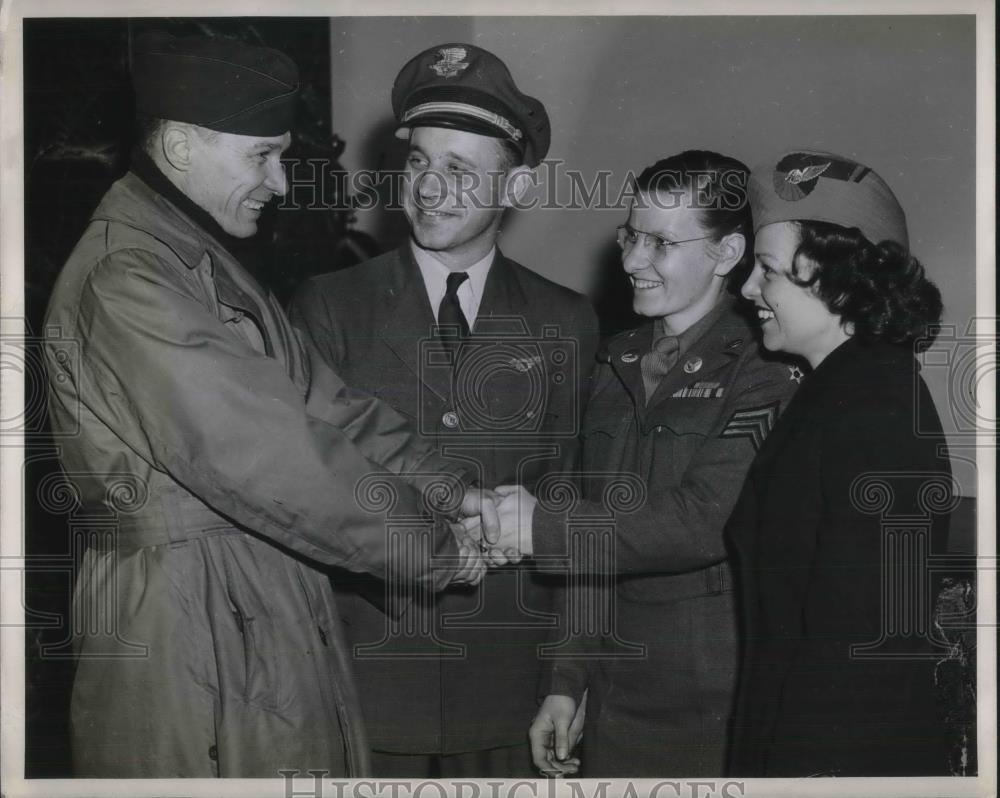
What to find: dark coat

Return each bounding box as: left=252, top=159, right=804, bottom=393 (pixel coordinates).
left=725, top=337, right=953, bottom=777
left=532, top=301, right=800, bottom=776
left=290, top=245, right=599, bottom=754
left=43, top=173, right=466, bottom=778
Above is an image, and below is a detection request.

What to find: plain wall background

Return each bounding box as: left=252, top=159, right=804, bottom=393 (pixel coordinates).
left=329, top=15, right=978, bottom=495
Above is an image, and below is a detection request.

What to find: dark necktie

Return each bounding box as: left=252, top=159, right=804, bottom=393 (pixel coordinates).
left=438, top=272, right=470, bottom=357
left=640, top=334, right=680, bottom=405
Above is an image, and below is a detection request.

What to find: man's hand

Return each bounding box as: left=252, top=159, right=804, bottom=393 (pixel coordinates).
left=459, top=488, right=500, bottom=545
left=449, top=523, right=486, bottom=586
left=529, top=692, right=587, bottom=777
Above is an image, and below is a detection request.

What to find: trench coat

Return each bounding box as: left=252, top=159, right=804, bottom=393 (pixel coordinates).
left=43, top=172, right=467, bottom=778
left=531, top=301, right=799, bottom=776
left=725, top=337, right=953, bottom=776
left=290, top=245, right=599, bottom=756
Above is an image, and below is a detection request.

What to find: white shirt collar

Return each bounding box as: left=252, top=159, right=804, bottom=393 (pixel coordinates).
left=410, top=241, right=495, bottom=326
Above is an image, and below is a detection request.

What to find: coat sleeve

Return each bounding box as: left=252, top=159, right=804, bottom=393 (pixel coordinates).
left=288, top=276, right=346, bottom=370
left=534, top=298, right=601, bottom=702
left=532, top=350, right=797, bottom=575
left=74, top=250, right=460, bottom=588
left=289, top=279, right=464, bottom=494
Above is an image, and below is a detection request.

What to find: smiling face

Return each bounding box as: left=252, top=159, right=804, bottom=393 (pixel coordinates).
left=402, top=126, right=512, bottom=270
left=184, top=129, right=291, bottom=238
left=622, top=190, right=735, bottom=334
left=742, top=221, right=851, bottom=368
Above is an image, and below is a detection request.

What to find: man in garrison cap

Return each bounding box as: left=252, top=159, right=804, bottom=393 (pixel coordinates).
left=290, top=43, right=599, bottom=778
left=43, top=31, right=495, bottom=778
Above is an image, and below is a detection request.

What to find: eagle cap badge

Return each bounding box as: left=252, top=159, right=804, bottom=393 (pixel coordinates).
left=774, top=153, right=834, bottom=201
left=785, top=162, right=831, bottom=185
left=430, top=47, right=470, bottom=78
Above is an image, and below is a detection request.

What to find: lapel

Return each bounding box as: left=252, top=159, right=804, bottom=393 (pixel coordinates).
left=645, top=304, right=749, bottom=418
left=104, top=174, right=281, bottom=360
left=606, top=322, right=655, bottom=409
left=377, top=246, right=451, bottom=402
left=210, top=249, right=279, bottom=358
left=472, top=252, right=530, bottom=335
left=467, top=253, right=549, bottom=428
left=375, top=248, right=537, bottom=405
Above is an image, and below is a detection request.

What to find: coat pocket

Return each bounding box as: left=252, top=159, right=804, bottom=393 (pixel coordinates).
left=217, top=546, right=287, bottom=713
left=579, top=402, right=632, bottom=473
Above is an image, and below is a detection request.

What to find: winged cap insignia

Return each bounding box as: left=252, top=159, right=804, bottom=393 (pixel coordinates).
left=785, top=162, right=831, bottom=185
left=430, top=47, right=470, bottom=78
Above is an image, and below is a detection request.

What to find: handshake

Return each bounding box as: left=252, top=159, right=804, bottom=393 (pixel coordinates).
left=448, top=486, right=537, bottom=586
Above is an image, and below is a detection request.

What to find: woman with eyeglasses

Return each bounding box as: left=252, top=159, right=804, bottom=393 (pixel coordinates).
left=525, top=150, right=799, bottom=776
left=725, top=150, right=953, bottom=777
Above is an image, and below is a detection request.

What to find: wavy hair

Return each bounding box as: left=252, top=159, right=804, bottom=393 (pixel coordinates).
left=788, top=221, right=943, bottom=350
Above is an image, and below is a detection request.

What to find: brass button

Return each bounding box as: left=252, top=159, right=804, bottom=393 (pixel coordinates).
left=442, top=411, right=460, bottom=429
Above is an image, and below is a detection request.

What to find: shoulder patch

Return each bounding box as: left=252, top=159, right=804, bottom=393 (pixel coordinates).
left=720, top=400, right=782, bottom=451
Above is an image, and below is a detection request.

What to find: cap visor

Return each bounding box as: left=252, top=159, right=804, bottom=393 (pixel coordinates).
left=395, top=112, right=514, bottom=142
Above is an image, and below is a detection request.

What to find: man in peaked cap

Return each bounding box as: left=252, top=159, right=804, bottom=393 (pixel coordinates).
left=290, top=43, right=598, bottom=777
left=43, top=31, right=494, bottom=778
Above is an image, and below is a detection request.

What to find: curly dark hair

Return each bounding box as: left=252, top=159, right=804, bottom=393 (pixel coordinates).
left=635, top=150, right=753, bottom=294
left=788, top=221, right=943, bottom=350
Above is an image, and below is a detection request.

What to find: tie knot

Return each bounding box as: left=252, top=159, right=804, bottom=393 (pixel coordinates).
left=653, top=335, right=680, bottom=356
left=445, top=272, right=469, bottom=297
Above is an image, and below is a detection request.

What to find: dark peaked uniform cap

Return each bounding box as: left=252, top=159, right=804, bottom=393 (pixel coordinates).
left=392, top=43, right=550, bottom=168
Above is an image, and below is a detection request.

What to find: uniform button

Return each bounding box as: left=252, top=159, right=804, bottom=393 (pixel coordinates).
left=442, top=411, right=460, bottom=429
left=208, top=745, right=218, bottom=761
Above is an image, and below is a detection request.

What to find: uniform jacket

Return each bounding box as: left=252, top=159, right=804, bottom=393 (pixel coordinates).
left=43, top=172, right=466, bottom=778
left=290, top=245, right=599, bottom=754
left=532, top=301, right=799, bottom=775
left=725, top=337, right=952, bottom=777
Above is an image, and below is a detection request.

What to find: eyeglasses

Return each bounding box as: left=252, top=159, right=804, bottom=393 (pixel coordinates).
left=616, top=224, right=714, bottom=256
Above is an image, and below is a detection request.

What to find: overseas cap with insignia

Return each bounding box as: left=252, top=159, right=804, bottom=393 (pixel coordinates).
left=748, top=149, right=908, bottom=250
left=131, top=31, right=299, bottom=137
left=391, top=43, right=551, bottom=168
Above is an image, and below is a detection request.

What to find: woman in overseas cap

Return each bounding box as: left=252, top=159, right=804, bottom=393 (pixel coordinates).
left=726, top=149, right=954, bottom=777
